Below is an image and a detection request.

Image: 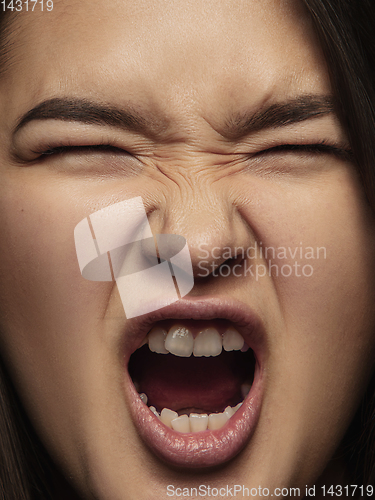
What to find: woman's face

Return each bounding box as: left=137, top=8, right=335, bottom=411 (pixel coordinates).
left=0, top=0, right=375, bottom=498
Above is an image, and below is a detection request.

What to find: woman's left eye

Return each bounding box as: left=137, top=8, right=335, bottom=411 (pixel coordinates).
left=241, top=141, right=353, bottom=177
left=256, top=142, right=352, bottom=159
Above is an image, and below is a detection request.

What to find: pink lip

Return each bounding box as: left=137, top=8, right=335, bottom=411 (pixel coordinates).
left=123, top=296, right=266, bottom=468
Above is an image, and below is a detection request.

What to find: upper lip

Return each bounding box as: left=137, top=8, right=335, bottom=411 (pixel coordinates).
left=122, top=295, right=268, bottom=364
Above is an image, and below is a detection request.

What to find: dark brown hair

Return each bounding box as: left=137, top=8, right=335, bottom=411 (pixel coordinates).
left=303, top=0, right=375, bottom=208
left=0, top=358, right=54, bottom=499
left=0, top=0, right=375, bottom=498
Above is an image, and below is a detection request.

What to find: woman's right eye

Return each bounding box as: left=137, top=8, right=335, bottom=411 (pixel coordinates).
left=26, top=143, right=143, bottom=177
left=37, top=144, right=126, bottom=156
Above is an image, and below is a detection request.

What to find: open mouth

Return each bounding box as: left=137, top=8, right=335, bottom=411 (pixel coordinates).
left=124, top=298, right=265, bottom=468
left=129, top=320, right=255, bottom=431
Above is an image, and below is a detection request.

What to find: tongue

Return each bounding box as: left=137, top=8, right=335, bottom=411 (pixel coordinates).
left=130, top=347, right=244, bottom=413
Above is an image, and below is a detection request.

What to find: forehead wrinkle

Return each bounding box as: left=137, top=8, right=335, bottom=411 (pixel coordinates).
left=0, top=12, right=23, bottom=78
left=0, top=1, right=85, bottom=80
left=0, top=11, right=48, bottom=80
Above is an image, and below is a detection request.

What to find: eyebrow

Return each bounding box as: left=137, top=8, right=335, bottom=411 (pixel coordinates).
left=222, top=95, right=335, bottom=140
left=14, top=97, right=167, bottom=138
left=14, top=94, right=336, bottom=140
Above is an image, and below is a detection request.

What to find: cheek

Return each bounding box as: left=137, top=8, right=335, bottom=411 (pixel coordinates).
left=0, top=177, right=81, bottom=316
left=252, top=168, right=375, bottom=353
left=0, top=173, right=117, bottom=370
left=237, top=168, right=375, bottom=323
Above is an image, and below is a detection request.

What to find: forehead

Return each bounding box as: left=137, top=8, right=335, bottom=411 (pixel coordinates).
left=0, top=0, right=331, bottom=129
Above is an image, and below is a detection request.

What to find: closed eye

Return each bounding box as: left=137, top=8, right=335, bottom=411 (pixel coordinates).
left=255, top=142, right=353, bottom=160
left=36, top=144, right=127, bottom=156
left=23, top=142, right=142, bottom=177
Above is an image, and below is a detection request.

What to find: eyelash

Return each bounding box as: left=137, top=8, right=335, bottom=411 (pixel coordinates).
left=37, top=144, right=124, bottom=156
left=254, top=142, right=352, bottom=159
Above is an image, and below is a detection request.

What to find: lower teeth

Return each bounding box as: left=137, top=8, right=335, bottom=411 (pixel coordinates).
left=140, top=394, right=244, bottom=433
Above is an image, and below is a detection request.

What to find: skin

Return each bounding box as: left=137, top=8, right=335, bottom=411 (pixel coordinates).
left=0, top=0, right=375, bottom=498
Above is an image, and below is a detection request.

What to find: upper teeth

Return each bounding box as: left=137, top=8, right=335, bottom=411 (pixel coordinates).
left=147, top=324, right=246, bottom=357
left=193, top=328, right=222, bottom=357
left=148, top=326, right=169, bottom=354
left=222, top=326, right=244, bottom=351
left=164, top=325, right=194, bottom=357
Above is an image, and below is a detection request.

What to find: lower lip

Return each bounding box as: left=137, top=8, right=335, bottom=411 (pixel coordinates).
left=125, top=365, right=263, bottom=468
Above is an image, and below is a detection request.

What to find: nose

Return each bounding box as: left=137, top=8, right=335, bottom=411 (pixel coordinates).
left=150, top=191, right=254, bottom=280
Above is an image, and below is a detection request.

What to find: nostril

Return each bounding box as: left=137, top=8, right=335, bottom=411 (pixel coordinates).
left=218, top=255, right=243, bottom=270
left=193, top=254, right=246, bottom=281
left=226, top=255, right=243, bottom=266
